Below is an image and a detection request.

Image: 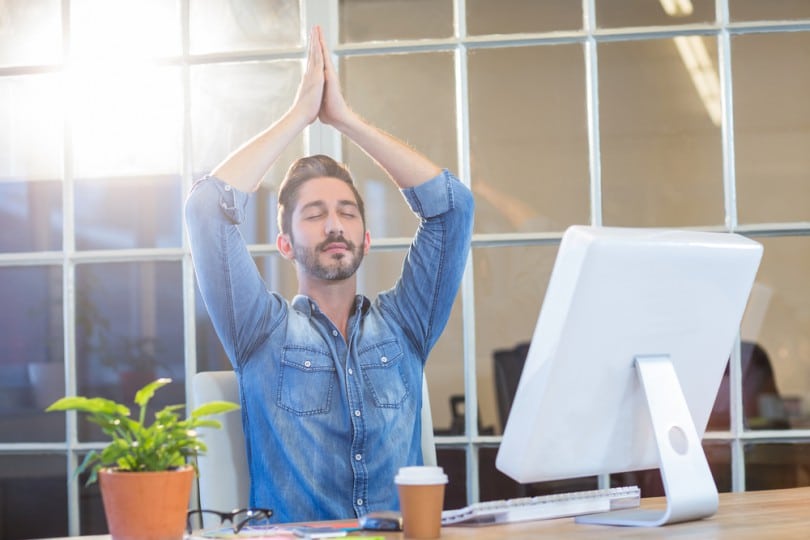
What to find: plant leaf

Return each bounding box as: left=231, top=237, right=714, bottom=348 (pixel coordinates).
left=46, top=396, right=130, bottom=417
left=191, top=401, right=240, bottom=418
left=134, top=378, right=172, bottom=407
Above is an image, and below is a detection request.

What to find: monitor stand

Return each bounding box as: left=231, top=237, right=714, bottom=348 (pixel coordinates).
left=576, top=354, right=719, bottom=527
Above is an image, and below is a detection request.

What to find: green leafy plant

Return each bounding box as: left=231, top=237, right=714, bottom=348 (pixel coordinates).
left=46, top=377, right=239, bottom=485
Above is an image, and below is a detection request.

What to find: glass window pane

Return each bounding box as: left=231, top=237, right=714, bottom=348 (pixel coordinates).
left=745, top=443, right=810, bottom=491
left=599, top=38, right=723, bottom=227
left=469, top=45, right=589, bottom=234
left=730, top=1, right=810, bottom=21
left=424, top=295, right=464, bottom=437
left=342, top=52, right=456, bottom=238
left=467, top=0, right=581, bottom=35
left=0, top=266, right=64, bottom=443
left=0, top=454, right=69, bottom=538
left=733, top=32, right=810, bottom=224
left=255, top=253, right=298, bottom=299
left=190, top=61, right=303, bottom=184
left=190, top=0, right=300, bottom=55
left=74, top=175, right=182, bottom=250
left=0, top=0, right=62, bottom=67
left=742, top=237, right=810, bottom=431
left=0, top=74, right=63, bottom=181
left=71, top=0, right=180, bottom=61
left=436, top=448, right=467, bottom=509
left=0, top=181, right=62, bottom=253
left=78, top=463, right=106, bottom=535
left=75, top=262, right=184, bottom=441
left=596, top=0, right=715, bottom=28
left=705, top=441, right=732, bottom=492
left=339, top=0, right=453, bottom=43
left=474, top=245, right=558, bottom=436
left=70, top=65, right=183, bottom=178
left=482, top=446, right=599, bottom=500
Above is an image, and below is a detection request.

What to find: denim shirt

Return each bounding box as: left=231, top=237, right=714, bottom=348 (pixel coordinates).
left=185, top=169, right=474, bottom=523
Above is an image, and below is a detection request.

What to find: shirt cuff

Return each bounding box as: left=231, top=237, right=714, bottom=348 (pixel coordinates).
left=401, top=169, right=458, bottom=219
left=191, top=174, right=251, bottom=225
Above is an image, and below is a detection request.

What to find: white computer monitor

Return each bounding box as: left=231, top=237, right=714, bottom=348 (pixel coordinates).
left=495, top=225, right=763, bottom=527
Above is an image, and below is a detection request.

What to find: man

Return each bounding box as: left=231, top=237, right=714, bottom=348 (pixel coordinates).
left=185, top=26, right=473, bottom=522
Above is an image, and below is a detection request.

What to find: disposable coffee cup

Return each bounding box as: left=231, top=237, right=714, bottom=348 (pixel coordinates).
left=395, top=466, right=448, bottom=539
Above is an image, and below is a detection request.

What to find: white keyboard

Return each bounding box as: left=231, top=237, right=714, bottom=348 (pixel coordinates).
left=441, top=485, right=641, bottom=526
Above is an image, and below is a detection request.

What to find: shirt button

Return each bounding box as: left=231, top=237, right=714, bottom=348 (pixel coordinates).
left=355, top=454, right=362, bottom=461
left=304, top=360, right=311, bottom=368
left=354, top=410, right=361, bottom=417
left=348, top=368, right=353, bottom=375
left=357, top=499, right=363, bottom=506
left=224, top=185, right=231, bottom=191
left=381, top=356, right=388, bottom=363
left=332, top=330, right=339, bottom=337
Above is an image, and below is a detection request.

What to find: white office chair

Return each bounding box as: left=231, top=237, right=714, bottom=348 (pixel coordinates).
left=191, top=370, right=436, bottom=523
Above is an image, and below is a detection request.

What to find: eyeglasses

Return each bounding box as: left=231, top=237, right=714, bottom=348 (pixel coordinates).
left=186, top=508, right=274, bottom=534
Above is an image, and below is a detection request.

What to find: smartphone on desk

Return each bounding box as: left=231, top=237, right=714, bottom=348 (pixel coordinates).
left=358, top=511, right=403, bottom=531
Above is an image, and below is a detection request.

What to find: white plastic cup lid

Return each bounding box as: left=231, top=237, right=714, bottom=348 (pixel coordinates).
left=395, top=466, right=448, bottom=485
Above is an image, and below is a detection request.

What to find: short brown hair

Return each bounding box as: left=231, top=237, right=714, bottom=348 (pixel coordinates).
left=277, top=154, right=366, bottom=237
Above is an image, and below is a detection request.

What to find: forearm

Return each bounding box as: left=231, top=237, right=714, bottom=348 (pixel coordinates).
left=211, top=106, right=311, bottom=193
left=211, top=27, right=325, bottom=192
left=331, top=109, right=441, bottom=190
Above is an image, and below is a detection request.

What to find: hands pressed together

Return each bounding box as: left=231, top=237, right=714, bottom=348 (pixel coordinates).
left=294, top=25, right=351, bottom=130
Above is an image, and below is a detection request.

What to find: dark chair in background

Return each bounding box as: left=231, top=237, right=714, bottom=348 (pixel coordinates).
left=493, top=342, right=531, bottom=433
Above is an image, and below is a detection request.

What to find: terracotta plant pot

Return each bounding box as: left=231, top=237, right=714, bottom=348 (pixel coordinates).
left=99, top=466, right=194, bottom=540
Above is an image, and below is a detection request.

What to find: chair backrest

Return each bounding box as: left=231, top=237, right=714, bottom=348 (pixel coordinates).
left=493, top=342, right=531, bottom=431
left=192, top=370, right=436, bottom=519
left=192, top=371, right=248, bottom=523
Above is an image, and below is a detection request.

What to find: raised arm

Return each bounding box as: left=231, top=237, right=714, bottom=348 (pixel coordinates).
left=211, top=26, right=326, bottom=192
left=316, top=31, right=442, bottom=189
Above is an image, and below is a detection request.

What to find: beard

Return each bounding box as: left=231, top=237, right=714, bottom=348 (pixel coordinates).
left=292, top=233, right=365, bottom=281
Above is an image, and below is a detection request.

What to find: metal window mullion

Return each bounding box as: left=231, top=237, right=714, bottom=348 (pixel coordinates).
left=718, top=0, right=738, bottom=233
left=452, top=0, right=481, bottom=507
left=60, top=0, right=82, bottom=534
left=179, top=0, right=199, bottom=411
left=582, top=0, right=610, bottom=491
left=716, top=0, right=747, bottom=493
left=583, top=0, right=602, bottom=228
left=303, top=0, right=341, bottom=160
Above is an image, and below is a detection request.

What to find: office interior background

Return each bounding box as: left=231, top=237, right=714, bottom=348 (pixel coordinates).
left=0, top=0, right=809, bottom=537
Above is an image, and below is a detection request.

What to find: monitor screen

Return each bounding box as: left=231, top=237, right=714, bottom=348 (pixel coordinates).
left=495, top=225, right=763, bottom=526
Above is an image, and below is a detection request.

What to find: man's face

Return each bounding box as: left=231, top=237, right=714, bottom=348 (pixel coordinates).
left=282, top=176, right=369, bottom=281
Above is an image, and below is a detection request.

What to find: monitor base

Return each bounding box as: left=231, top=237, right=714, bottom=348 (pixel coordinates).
left=577, top=355, right=719, bottom=527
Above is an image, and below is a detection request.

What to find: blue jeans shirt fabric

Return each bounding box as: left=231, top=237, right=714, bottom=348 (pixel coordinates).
left=185, top=169, right=474, bottom=522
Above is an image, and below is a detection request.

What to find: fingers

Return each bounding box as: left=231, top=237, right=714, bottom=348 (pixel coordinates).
left=306, top=25, right=323, bottom=75
left=318, top=26, right=336, bottom=77
left=291, top=26, right=325, bottom=124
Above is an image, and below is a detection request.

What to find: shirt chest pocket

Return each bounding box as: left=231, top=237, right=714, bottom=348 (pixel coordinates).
left=277, top=347, right=337, bottom=416
left=358, top=341, right=409, bottom=408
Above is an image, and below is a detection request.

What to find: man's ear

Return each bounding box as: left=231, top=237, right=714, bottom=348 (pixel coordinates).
left=277, top=233, right=294, bottom=260
left=363, top=230, right=371, bottom=255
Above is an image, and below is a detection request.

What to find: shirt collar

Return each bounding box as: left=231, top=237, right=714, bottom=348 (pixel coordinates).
left=291, top=294, right=370, bottom=318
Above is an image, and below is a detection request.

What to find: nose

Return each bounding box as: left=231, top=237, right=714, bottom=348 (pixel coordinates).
left=324, top=211, right=344, bottom=235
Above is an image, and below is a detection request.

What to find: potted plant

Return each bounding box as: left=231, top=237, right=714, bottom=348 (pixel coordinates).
left=46, top=377, right=239, bottom=540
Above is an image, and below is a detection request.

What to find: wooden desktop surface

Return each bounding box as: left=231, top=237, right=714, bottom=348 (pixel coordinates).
left=50, top=486, right=810, bottom=540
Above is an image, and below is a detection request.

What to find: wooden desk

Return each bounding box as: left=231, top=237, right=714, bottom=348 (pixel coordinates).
left=49, top=486, right=810, bottom=540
